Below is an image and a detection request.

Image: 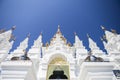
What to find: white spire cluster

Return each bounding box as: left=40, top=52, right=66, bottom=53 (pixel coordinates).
left=0, top=29, right=12, bottom=50
left=101, top=26, right=120, bottom=55
left=87, top=34, right=105, bottom=56
left=0, top=27, right=15, bottom=62
left=0, top=27, right=15, bottom=50
left=10, top=34, right=29, bottom=57
left=0, top=25, right=120, bottom=80
left=0, top=25, right=119, bottom=58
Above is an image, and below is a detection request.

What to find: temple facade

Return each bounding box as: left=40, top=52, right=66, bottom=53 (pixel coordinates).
left=0, top=26, right=120, bottom=80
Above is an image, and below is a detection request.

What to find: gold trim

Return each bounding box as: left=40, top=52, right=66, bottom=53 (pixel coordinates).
left=46, top=57, right=70, bottom=80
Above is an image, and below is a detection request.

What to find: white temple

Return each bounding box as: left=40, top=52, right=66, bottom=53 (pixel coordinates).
left=0, top=25, right=120, bottom=80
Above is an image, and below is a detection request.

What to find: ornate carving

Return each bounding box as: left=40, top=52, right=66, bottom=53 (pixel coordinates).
left=49, top=57, right=67, bottom=64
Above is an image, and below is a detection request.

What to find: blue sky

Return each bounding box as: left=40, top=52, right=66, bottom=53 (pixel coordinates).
left=0, top=0, right=120, bottom=52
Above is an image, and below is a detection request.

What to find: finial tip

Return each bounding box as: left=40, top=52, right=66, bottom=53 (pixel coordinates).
left=57, top=25, right=61, bottom=34
left=111, top=29, right=117, bottom=34
left=87, top=33, right=90, bottom=38
left=27, top=33, right=30, bottom=38
left=101, top=25, right=106, bottom=31
left=40, top=32, right=42, bottom=35
left=74, top=32, right=76, bottom=35
left=100, top=37, right=103, bottom=41
left=11, top=25, right=16, bottom=30
left=58, top=25, right=60, bottom=28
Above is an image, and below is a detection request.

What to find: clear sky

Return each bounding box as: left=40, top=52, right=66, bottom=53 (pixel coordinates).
left=0, top=0, right=120, bottom=52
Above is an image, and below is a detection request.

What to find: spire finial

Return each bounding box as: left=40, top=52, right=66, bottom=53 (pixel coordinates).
left=11, top=25, right=16, bottom=31
left=87, top=33, right=90, bottom=38
left=101, top=25, right=106, bottom=31
left=40, top=32, right=42, bottom=36
left=111, top=29, right=117, bottom=34
left=58, top=25, right=60, bottom=28
left=58, top=25, right=60, bottom=31
left=27, top=33, right=30, bottom=38
left=57, top=25, right=61, bottom=34
left=74, top=32, right=77, bottom=35
left=100, top=37, right=104, bottom=41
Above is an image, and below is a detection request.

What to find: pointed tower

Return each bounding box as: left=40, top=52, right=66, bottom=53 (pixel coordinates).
left=28, top=33, right=43, bottom=59
left=74, top=33, right=87, bottom=59
left=101, top=26, right=116, bottom=42
left=87, top=34, right=105, bottom=57
left=41, top=26, right=74, bottom=80
left=32, top=33, right=42, bottom=48
left=0, top=27, right=15, bottom=62
left=0, top=26, right=15, bottom=50
left=10, top=34, right=29, bottom=57
left=44, top=25, right=70, bottom=55
left=28, top=33, right=43, bottom=75
left=101, top=26, right=120, bottom=56
left=0, top=26, right=14, bottom=42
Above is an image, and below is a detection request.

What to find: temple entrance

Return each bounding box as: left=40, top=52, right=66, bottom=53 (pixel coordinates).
left=46, top=56, right=70, bottom=80
left=49, top=70, right=68, bottom=79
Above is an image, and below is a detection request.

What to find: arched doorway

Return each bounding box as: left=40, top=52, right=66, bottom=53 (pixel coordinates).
left=46, top=56, right=70, bottom=80
left=49, top=70, right=68, bottom=79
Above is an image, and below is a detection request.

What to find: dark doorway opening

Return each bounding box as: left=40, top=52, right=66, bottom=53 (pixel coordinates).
left=49, top=70, right=68, bottom=79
